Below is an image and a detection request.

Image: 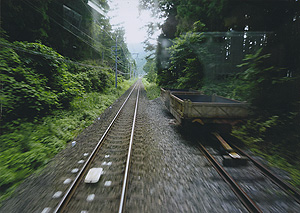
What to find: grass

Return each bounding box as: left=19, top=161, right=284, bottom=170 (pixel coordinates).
left=247, top=147, right=300, bottom=189
left=0, top=79, right=135, bottom=204
left=142, top=78, right=161, bottom=100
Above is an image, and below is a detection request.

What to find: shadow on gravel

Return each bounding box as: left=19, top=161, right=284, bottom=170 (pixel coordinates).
left=175, top=121, right=233, bottom=155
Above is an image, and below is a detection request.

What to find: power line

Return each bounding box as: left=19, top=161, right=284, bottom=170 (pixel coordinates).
left=80, top=0, right=115, bottom=42
left=117, top=70, right=130, bottom=75
left=21, top=0, right=132, bottom=78
left=23, top=0, right=104, bottom=54
left=80, top=0, right=132, bottom=67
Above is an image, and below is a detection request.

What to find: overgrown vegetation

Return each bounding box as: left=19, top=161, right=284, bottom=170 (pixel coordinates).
left=231, top=49, right=300, bottom=187
left=140, top=0, right=300, bottom=188
left=158, top=32, right=207, bottom=89
left=0, top=37, right=134, bottom=202
left=1, top=0, right=133, bottom=74
left=0, top=0, right=137, bottom=204
left=0, top=86, right=132, bottom=202
left=142, top=78, right=161, bottom=100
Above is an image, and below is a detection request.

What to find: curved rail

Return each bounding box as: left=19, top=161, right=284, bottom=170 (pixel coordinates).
left=231, top=144, right=300, bottom=204
left=213, top=133, right=300, bottom=204
left=198, top=144, right=262, bottom=213
left=54, top=82, right=139, bottom=213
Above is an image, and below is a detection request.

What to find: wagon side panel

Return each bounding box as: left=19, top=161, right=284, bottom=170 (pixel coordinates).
left=189, top=104, right=249, bottom=119
left=169, top=94, right=185, bottom=124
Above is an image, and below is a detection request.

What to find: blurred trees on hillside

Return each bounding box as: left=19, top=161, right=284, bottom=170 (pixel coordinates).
left=140, top=0, right=300, bottom=166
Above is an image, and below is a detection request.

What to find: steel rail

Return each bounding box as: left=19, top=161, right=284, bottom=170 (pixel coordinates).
left=53, top=81, right=138, bottom=213
left=231, top=144, right=300, bottom=204
left=198, top=143, right=262, bottom=213
left=118, top=83, right=140, bottom=213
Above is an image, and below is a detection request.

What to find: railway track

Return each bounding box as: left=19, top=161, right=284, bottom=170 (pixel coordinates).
left=198, top=133, right=300, bottom=212
left=4, top=82, right=299, bottom=212
left=41, top=80, right=141, bottom=213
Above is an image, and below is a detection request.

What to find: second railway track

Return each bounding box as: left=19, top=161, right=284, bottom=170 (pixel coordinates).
left=198, top=133, right=300, bottom=212
left=52, top=80, right=141, bottom=213
left=2, top=81, right=299, bottom=213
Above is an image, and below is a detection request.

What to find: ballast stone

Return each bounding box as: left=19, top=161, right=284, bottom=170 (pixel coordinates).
left=84, top=168, right=103, bottom=183
left=71, top=168, right=79, bottom=173
left=41, top=207, right=51, bottom=213
left=63, top=178, right=72, bottom=184
left=86, top=194, right=95, bottom=202
left=52, top=191, right=63, bottom=198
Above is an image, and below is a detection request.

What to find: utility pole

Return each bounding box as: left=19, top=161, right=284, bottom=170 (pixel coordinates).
left=132, top=53, right=139, bottom=79
left=129, top=62, right=131, bottom=80
left=115, top=36, right=118, bottom=88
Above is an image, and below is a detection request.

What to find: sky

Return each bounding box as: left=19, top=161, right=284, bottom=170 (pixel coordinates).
left=107, top=0, right=160, bottom=45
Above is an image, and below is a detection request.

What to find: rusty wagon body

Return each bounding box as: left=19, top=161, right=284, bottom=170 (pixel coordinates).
left=161, top=88, right=249, bottom=127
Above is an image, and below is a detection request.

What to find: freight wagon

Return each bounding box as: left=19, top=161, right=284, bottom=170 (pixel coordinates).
left=161, top=88, right=249, bottom=131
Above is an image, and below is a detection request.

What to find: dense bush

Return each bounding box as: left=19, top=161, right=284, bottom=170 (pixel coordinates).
left=0, top=39, right=117, bottom=125
left=73, top=66, right=114, bottom=93
left=1, top=39, right=82, bottom=123
left=157, top=32, right=207, bottom=89
left=142, top=78, right=161, bottom=100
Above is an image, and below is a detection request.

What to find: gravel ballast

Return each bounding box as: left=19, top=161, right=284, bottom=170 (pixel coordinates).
left=1, top=83, right=298, bottom=212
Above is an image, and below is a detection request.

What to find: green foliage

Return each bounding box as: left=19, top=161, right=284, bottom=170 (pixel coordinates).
left=232, top=116, right=279, bottom=148
left=72, top=65, right=114, bottom=93
left=143, top=0, right=300, bottom=189
left=192, top=21, right=207, bottom=32
left=232, top=112, right=300, bottom=187
left=142, top=78, right=161, bottom=100
left=1, top=39, right=82, bottom=122
left=1, top=0, right=121, bottom=62
left=201, top=76, right=244, bottom=100
left=0, top=78, right=133, bottom=203
left=236, top=48, right=299, bottom=115
left=157, top=32, right=206, bottom=89
left=0, top=37, right=133, bottom=202
left=0, top=0, right=134, bottom=204
left=143, top=58, right=157, bottom=83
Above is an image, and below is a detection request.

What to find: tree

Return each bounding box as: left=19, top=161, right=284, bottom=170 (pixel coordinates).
left=1, top=0, right=115, bottom=61
left=158, top=32, right=207, bottom=89
left=236, top=49, right=299, bottom=115
left=143, top=58, right=157, bottom=82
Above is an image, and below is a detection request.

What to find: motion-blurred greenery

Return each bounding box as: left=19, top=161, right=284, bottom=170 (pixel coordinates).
left=0, top=38, right=134, bottom=203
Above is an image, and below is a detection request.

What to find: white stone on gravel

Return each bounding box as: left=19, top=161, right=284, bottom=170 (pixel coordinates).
left=78, top=160, right=85, bottom=164
left=52, top=191, right=62, bottom=198
left=63, top=178, right=72, bottom=184
left=105, top=155, right=110, bottom=158
left=86, top=194, right=95, bottom=202
left=83, top=153, right=89, bottom=156
left=41, top=207, right=51, bottom=213
left=104, top=181, right=112, bottom=186
left=81, top=211, right=88, bottom=213
left=101, top=161, right=112, bottom=166
left=71, top=168, right=79, bottom=173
